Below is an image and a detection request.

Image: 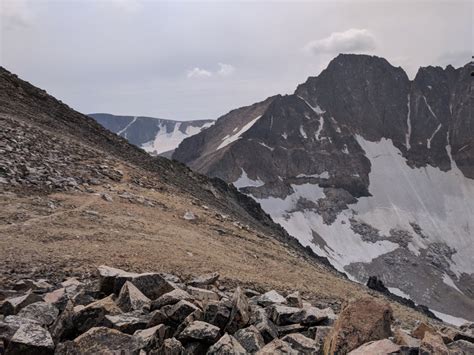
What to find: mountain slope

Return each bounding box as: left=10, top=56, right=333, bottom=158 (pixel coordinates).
left=89, top=113, right=213, bottom=157
left=173, top=54, right=474, bottom=322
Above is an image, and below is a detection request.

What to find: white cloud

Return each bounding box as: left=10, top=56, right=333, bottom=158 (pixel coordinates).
left=304, top=28, right=376, bottom=55
left=187, top=63, right=235, bottom=79
left=217, top=63, right=235, bottom=77
left=105, top=0, right=143, bottom=13
left=187, top=67, right=213, bottom=78
left=0, top=0, right=33, bottom=29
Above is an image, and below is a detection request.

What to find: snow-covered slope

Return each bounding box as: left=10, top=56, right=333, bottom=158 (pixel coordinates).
left=89, top=113, right=213, bottom=157
left=173, top=54, right=473, bottom=321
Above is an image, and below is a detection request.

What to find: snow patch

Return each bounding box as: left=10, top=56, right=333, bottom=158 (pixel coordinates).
left=405, top=95, right=411, bottom=150
left=233, top=169, right=264, bottom=189
left=297, top=95, right=325, bottom=115
left=299, top=125, right=308, bottom=139
left=427, top=124, right=442, bottom=149
left=430, top=309, right=469, bottom=327
left=423, top=95, right=438, bottom=120
left=117, top=116, right=138, bottom=136
left=296, top=172, right=329, bottom=179
left=217, top=115, right=261, bottom=150
left=315, top=117, right=324, bottom=140
left=258, top=142, right=275, bottom=151
left=442, top=273, right=463, bottom=294
left=388, top=287, right=410, bottom=299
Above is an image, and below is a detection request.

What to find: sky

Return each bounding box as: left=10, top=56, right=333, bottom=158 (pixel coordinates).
left=0, top=0, right=471, bottom=121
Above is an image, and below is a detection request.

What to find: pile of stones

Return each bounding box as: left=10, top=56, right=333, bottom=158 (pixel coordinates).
left=0, top=266, right=473, bottom=354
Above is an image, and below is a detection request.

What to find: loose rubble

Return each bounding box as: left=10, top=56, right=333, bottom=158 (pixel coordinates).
left=1, top=266, right=473, bottom=354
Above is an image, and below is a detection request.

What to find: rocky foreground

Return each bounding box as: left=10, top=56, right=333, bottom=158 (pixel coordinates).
left=1, top=266, right=473, bottom=354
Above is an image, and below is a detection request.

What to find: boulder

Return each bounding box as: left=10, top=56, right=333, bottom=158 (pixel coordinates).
left=411, top=321, right=436, bottom=340
left=116, top=281, right=151, bottom=312
left=97, top=265, right=175, bottom=299
left=277, top=323, right=307, bottom=336
left=255, top=290, right=287, bottom=307
left=286, top=291, right=303, bottom=308
left=178, top=320, right=221, bottom=343
left=313, top=326, right=332, bottom=348
left=420, top=331, right=449, bottom=355
left=348, top=339, right=401, bottom=354
left=267, top=304, right=301, bottom=325
left=187, top=286, right=220, bottom=302
left=0, top=315, right=41, bottom=346
left=225, top=287, right=250, bottom=333
left=56, top=326, right=141, bottom=354
left=290, top=306, right=333, bottom=326
left=252, top=308, right=278, bottom=343
left=447, top=340, right=474, bottom=354
left=165, top=300, right=199, bottom=326
left=323, top=297, right=393, bottom=355
left=203, top=300, right=231, bottom=329
left=173, top=309, right=204, bottom=338
left=49, top=301, right=75, bottom=343
left=43, top=288, right=68, bottom=311
left=393, top=328, right=421, bottom=349
left=282, top=333, right=319, bottom=354
left=152, top=288, right=194, bottom=310
left=104, top=312, right=149, bottom=334
left=257, top=338, right=297, bottom=354
left=188, top=272, right=220, bottom=288
left=147, top=309, right=169, bottom=328
left=133, top=324, right=169, bottom=351
left=71, top=294, right=122, bottom=337
left=206, top=333, right=246, bottom=354
left=152, top=337, right=185, bottom=355
left=0, top=292, right=42, bottom=316
left=234, top=325, right=265, bottom=353
left=5, top=322, right=54, bottom=355
left=17, top=301, right=59, bottom=327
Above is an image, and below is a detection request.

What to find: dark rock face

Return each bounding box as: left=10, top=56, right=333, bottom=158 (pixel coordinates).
left=172, top=54, right=473, bottom=322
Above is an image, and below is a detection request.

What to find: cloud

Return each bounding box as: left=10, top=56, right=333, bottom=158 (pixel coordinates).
left=304, top=28, right=376, bottom=55
left=97, top=0, right=143, bottom=14
left=217, top=63, right=235, bottom=77
left=187, top=63, right=235, bottom=79
left=187, top=67, right=213, bottom=78
left=0, top=0, right=33, bottom=29
left=436, top=51, right=471, bottom=68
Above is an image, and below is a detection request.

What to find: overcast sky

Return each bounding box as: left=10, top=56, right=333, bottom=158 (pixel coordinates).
left=0, top=0, right=471, bottom=120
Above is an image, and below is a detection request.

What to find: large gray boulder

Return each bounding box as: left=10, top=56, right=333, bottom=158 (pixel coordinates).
left=5, top=322, right=54, bottom=355
left=255, top=290, right=287, bottom=307
left=104, top=311, right=149, bottom=334
left=226, top=287, right=250, bottom=333
left=133, top=324, right=169, bottom=351
left=152, top=288, right=194, bottom=310
left=187, top=272, right=220, bottom=288
left=282, top=333, right=319, bottom=354
left=206, top=333, right=247, bottom=354
left=234, top=325, right=265, bottom=353
left=116, top=281, right=151, bottom=312
left=17, top=301, right=59, bottom=327
left=178, top=320, right=221, bottom=343
left=0, top=292, right=42, bottom=316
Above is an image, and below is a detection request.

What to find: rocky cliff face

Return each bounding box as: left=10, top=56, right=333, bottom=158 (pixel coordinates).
left=89, top=113, right=213, bottom=158
left=173, top=54, right=474, bottom=322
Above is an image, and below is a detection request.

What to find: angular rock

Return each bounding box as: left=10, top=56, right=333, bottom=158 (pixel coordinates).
left=133, top=324, right=169, bottom=351
left=6, top=323, right=54, bottom=355
left=203, top=300, right=231, bottom=329
left=57, top=326, right=141, bottom=354
left=178, top=320, right=220, bottom=343
left=313, top=326, right=332, bottom=348
left=348, top=339, right=401, bottom=354
left=72, top=294, right=122, bottom=337
left=252, top=308, right=278, bottom=343
left=43, top=288, right=68, bottom=311
left=147, top=309, right=169, bottom=328
left=290, top=306, right=333, bottom=326
left=225, top=287, right=250, bottom=333
left=116, top=281, right=151, bottom=312
left=98, top=265, right=175, bottom=299
left=152, top=288, right=194, bottom=310
left=188, top=272, right=220, bottom=288
left=277, top=323, right=307, bottom=336
left=0, top=315, right=41, bottom=345
left=267, top=304, right=301, bottom=326
left=165, top=300, right=200, bottom=326
left=234, top=325, right=265, bottom=353
left=447, top=340, right=474, bottom=354
left=187, top=286, right=220, bottom=303
left=323, top=297, right=393, bottom=354
left=153, top=337, right=185, bottom=355
left=207, top=333, right=246, bottom=354
left=286, top=291, right=302, bottom=308
left=255, top=290, right=287, bottom=307
left=420, top=331, right=449, bottom=355
left=104, top=312, right=149, bottom=334
left=174, top=309, right=204, bottom=337
left=49, top=301, right=75, bottom=343
left=17, top=301, right=59, bottom=327
left=282, top=333, right=319, bottom=354
left=411, top=321, right=436, bottom=339
left=0, top=292, right=42, bottom=316
left=394, top=328, right=421, bottom=349
left=257, top=338, right=297, bottom=354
